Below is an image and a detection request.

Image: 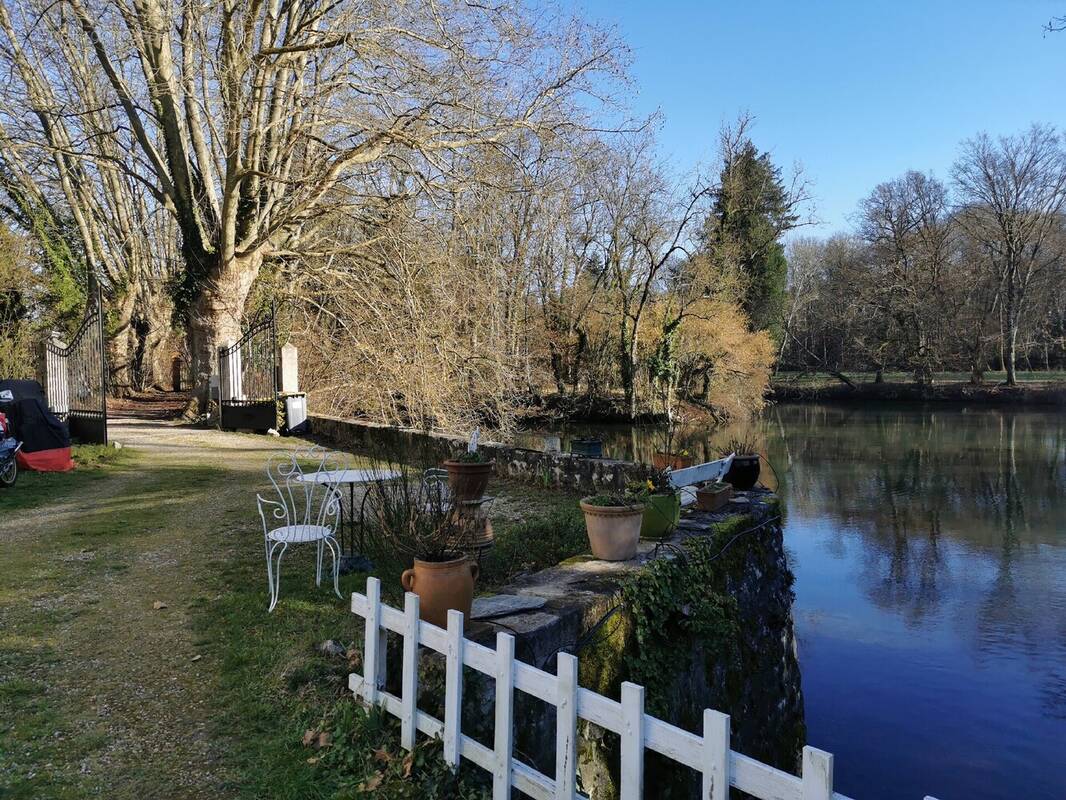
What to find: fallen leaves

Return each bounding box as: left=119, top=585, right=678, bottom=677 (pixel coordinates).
left=357, top=772, right=383, bottom=792
left=301, top=729, right=331, bottom=749
left=346, top=645, right=362, bottom=670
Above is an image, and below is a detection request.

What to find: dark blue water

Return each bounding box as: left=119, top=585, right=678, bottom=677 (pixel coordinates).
left=522, top=405, right=1066, bottom=799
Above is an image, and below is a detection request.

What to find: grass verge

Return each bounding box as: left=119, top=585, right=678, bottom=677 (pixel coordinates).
left=3, top=433, right=587, bottom=799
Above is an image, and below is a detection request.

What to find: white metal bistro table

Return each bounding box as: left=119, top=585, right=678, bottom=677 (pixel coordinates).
left=295, top=468, right=402, bottom=571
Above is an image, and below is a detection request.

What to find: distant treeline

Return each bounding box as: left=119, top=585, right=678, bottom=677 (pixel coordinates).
left=780, top=125, right=1066, bottom=385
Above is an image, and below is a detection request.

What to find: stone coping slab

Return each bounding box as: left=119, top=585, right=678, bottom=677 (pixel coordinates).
left=465, top=489, right=777, bottom=655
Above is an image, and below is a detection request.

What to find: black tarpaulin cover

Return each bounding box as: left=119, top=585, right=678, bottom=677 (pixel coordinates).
left=0, top=379, right=73, bottom=471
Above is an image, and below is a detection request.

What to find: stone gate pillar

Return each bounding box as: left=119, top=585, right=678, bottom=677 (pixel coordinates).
left=280, top=342, right=299, bottom=394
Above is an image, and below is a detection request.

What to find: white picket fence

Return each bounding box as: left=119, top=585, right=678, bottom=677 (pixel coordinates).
left=350, top=577, right=939, bottom=800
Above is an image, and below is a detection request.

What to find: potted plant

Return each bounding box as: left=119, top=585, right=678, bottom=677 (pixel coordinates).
left=634, top=470, right=680, bottom=540
left=695, top=480, right=733, bottom=511
left=444, top=449, right=495, bottom=502
left=579, top=488, right=646, bottom=561
left=651, top=448, right=692, bottom=471
left=367, top=471, right=477, bottom=628
left=648, top=411, right=694, bottom=471
left=720, top=437, right=761, bottom=490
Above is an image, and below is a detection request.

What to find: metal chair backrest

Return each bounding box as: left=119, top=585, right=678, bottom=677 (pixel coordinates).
left=421, top=467, right=452, bottom=509
left=260, top=445, right=346, bottom=532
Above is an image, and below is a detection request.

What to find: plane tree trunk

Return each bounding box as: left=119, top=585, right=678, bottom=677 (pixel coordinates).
left=187, top=252, right=263, bottom=401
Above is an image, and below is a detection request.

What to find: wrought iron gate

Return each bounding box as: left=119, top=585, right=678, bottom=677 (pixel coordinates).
left=218, top=304, right=279, bottom=431
left=44, top=291, right=108, bottom=444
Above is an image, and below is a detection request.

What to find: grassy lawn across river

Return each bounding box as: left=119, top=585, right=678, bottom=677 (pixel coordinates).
left=0, top=420, right=585, bottom=800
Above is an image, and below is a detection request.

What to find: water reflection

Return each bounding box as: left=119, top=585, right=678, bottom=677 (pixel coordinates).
left=521, top=404, right=1066, bottom=799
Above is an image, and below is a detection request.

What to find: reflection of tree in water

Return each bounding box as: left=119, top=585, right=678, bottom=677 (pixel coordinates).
left=769, top=405, right=1066, bottom=722
left=535, top=405, right=1066, bottom=719
left=857, top=496, right=946, bottom=626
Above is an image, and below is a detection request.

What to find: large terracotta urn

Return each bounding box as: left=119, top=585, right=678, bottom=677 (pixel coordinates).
left=401, top=555, right=479, bottom=627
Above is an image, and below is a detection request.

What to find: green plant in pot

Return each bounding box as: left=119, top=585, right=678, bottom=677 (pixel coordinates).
left=366, top=472, right=477, bottom=628
left=632, top=470, right=680, bottom=540
left=695, top=480, right=733, bottom=511
left=579, top=486, right=646, bottom=561
left=444, top=449, right=495, bottom=502
left=720, top=436, right=761, bottom=490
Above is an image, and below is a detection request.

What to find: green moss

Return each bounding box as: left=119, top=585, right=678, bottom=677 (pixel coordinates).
left=578, top=606, right=633, bottom=697
left=708, top=512, right=756, bottom=541
left=558, top=554, right=597, bottom=566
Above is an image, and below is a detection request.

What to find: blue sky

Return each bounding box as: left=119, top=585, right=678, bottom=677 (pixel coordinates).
left=577, top=0, right=1066, bottom=234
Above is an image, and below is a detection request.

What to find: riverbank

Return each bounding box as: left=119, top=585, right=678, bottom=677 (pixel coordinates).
left=770, top=375, right=1066, bottom=406
left=514, top=391, right=669, bottom=426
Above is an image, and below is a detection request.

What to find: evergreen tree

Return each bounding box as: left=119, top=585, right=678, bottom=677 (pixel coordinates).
left=704, top=140, right=797, bottom=341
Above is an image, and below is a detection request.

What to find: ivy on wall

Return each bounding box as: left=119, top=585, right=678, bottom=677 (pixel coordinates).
left=621, top=537, right=740, bottom=716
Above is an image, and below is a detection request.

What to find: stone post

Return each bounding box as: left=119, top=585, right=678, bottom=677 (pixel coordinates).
left=280, top=342, right=299, bottom=394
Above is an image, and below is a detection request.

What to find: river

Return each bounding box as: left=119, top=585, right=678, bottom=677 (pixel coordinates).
left=517, top=404, right=1066, bottom=800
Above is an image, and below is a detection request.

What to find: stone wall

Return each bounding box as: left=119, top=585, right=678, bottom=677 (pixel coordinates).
left=309, top=413, right=643, bottom=492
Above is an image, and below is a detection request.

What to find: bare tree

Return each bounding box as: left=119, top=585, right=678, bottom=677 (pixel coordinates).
left=589, top=135, right=713, bottom=418
left=0, top=1, right=180, bottom=390
left=859, top=171, right=954, bottom=383
left=953, top=125, right=1066, bottom=384
left=0, top=0, right=625, bottom=394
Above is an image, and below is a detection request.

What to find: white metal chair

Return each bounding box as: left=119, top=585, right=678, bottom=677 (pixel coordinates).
left=257, top=446, right=346, bottom=612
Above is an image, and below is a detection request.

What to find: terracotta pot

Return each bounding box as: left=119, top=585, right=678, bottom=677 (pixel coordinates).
left=724, top=454, right=760, bottom=490
left=452, top=500, right=495, bottom=551
left=640, top=492, right=680, bottom=539
left=695, top=482, right=733, bottom=511
left=401, top=555, right=479, bottom=628
left=579, top=499, right=644, bottom=561
left=444, top=459, right=495, bottom=501
left=652, top=451, right=693, bottom=471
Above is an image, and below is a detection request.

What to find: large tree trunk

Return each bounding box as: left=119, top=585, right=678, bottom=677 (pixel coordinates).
left=1005, top=322, right=1019, bottom=386
left=187, top=253, right=262, bottom=405
left=142, top=284, right=177, bottom=389
left=107, top=290, right=138, bottom=397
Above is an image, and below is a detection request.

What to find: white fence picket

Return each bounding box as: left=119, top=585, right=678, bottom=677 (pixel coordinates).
left=554, top=653, right=578, bottom=800
left=348, top=580, right=937, bottom=800
left=443, top=608, right=465, bottom=768
left=358, top=577, right=383, bottom=704
left=802, top=746, right=834, bottom=800
left=620, top=682, right=645, bottom=800
left=400, top=592, right=420, bottom=750
left=493, top=632, right=516, bottom=798
left=702, top=709, right=730, bottom=800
